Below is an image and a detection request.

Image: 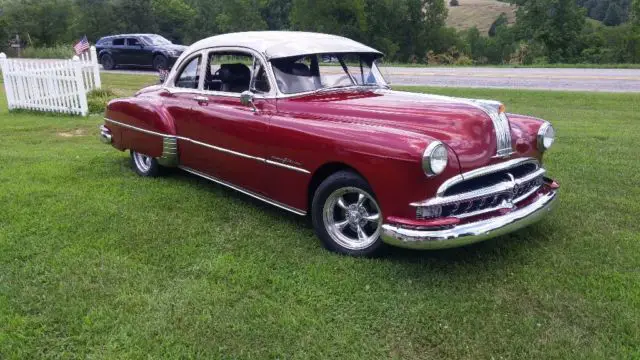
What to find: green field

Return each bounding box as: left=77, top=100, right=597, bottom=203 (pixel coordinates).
left=1, top=75, right=639, bottom=359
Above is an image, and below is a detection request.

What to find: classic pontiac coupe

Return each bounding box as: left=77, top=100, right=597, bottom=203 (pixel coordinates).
left=100, top=31, right=559, bottom=256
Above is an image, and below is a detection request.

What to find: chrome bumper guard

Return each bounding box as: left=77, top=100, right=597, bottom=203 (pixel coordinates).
left=381, top=189, right=558, bottom=250
left=99, top=125, right=112, bottom=144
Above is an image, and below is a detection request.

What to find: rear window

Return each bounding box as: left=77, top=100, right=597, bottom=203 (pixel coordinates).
left=96, top=38, right=110, bottom=46
left=112, top=38, right=125, bottom=46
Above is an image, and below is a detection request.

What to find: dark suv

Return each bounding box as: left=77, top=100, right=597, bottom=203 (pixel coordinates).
left=96, top=34, right=187, bottom=71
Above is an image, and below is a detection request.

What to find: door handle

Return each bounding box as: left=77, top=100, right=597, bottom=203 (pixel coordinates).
left=193, top=95, right=208, bottom=104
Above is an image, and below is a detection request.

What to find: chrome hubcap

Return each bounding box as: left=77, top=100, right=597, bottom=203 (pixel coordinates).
left=323, top=187, right=382, bottom=250
left=133, top=152, right=152, bottom=172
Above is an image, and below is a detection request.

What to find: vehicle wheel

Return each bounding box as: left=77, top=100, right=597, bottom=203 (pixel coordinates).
left=153, top=55, right=168, bottom=71
left=311, top=171, right=384, bottom=256
left=101, top=54, right=116, bottom=70
left=130, top=151, right=161, bottom=177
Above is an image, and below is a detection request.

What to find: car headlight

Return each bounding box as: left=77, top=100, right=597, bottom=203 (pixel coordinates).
left=537, top=122, right=555, bottom=151
left=422, top=141, right=448, bottom=177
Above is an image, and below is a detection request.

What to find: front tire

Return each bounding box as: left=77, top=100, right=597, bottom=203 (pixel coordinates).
left=311, top=171, right=384, bottom=256
left=130, top=151, right=161, bottom=177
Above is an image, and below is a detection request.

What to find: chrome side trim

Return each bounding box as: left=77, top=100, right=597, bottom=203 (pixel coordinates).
left=179, top=166, right=307, bottom=216
left=382, top=189, right=558, bottom=250
left=266, top=160, right=311, bottom=174
left=104, top=118, right=310, bottom=175
left=104, top=118, right=168, bottom=137
left=436, top=157, right=539, bottom=197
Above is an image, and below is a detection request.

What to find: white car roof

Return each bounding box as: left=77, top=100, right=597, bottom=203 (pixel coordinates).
left=186, top=31, right=382, bottom=59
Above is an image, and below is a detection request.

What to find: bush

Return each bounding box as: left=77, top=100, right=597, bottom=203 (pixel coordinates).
left=21, top=45, right=75, bottom=59
left=87, top=88, right=119, bottom=114
left=450, top=0, right=459, bottom=6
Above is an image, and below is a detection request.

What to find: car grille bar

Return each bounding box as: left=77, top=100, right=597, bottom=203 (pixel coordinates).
left=413, top=158, right=546, bottom=220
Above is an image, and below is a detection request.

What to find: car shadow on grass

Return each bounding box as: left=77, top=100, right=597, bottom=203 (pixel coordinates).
left=124, top=161, right=555, bottom=272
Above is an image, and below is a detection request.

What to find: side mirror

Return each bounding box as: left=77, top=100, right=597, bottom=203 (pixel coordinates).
left=240, top=90, right=258, bottom=112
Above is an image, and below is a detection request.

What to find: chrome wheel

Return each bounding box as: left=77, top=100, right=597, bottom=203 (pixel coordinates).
left=133, top=152, right=152, bottom=172
left=322, top=187, right=382, bottom=251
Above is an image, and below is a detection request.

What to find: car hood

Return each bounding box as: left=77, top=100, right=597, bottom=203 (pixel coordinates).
left=154, top=44, right=187, bottom=52
left=279, top=88, right=509, bottom=171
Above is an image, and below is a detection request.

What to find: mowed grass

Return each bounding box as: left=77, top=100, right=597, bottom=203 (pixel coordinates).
left=1, top=74, right=639, bottom=359
left=446, top=0, right=517, bottom=34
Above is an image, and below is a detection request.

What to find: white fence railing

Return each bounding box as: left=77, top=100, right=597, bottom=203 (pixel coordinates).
left=0, top=46, right=102, bottom=116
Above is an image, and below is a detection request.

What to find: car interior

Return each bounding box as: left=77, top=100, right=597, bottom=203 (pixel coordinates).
left=203, top=52, right=270, bottom=93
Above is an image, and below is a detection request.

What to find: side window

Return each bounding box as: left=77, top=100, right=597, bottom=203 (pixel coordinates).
left=112, top=38, right=125, bottom=46
left=252, top=61, right=271, bottom=93
left=127, top=38, right=141, bottom=46
left=175, top=56, right=202, bottom=89
left=204, top=51, right=253, bottom=93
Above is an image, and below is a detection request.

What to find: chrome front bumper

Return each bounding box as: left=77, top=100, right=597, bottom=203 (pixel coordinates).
left=381, top=189, right=558, bottom=250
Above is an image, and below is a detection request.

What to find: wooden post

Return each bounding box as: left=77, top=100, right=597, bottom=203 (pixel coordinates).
left=73, top=56, right=88, bottom=116
left=90, top=46, right=101, bottom=89
left=0, top=53, right=15, bottom=110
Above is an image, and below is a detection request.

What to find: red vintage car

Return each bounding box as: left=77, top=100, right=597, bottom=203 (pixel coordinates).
left=100, top=31, right=559, bottom=256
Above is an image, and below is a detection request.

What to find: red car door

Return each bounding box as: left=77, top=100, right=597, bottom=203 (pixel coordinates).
left=173, top=50, right=275, bottom=195
left=179, top=93, right=273, bottom=194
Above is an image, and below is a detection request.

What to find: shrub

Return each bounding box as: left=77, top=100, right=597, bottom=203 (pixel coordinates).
left=87, top=88, right=119, bottom=114
left=450, top=0, right=459, bottom=6
left=21, top=45, right=75, bottom=59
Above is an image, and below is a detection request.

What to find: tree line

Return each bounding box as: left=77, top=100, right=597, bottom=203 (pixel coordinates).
left=0, top=0, right=639, bottom=64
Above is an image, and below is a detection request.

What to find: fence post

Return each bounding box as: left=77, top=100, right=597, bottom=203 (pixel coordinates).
left=90, top=46, right=102, bottom=89
left=0, top=53, right=15, bottom=110
left=73, top=56, right=88, bottom=116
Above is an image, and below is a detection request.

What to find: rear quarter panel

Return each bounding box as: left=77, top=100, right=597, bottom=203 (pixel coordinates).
left=104, top=95, right=176, bottom=158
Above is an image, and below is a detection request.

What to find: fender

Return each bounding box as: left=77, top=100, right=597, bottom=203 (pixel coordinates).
left=104, top=97, right=178, bottom=166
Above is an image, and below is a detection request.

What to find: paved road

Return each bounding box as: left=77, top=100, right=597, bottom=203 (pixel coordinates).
left=102, top=66, right=640, bottom=92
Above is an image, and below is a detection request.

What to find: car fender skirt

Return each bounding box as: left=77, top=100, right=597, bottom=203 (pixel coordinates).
left=381, top=188, right=558, bottom=250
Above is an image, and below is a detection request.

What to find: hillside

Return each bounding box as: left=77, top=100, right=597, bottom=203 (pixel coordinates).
left=446, top=0, right=517, bottom=35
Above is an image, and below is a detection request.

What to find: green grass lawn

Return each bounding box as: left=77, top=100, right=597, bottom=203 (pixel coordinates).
left=1, top=75, right=639, bottom=359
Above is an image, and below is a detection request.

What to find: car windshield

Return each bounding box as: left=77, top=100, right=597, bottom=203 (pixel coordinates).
left=142, top=35, right=172, bottom=46
left=271, top=53, right=388, bottom=94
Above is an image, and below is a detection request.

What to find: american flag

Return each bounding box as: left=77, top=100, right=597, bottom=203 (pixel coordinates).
left=74, top=35, right=90, bottom=55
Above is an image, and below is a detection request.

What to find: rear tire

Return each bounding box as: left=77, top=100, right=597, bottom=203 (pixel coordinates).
left=101, top=54, right=115, bottom=70
left=130, top=151, right=161, bottom=177
left=153, top=55, right=168, bottom=71
left=311, top=171, right=385, bottom=257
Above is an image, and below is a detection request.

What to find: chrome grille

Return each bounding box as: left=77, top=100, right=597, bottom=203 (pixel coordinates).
left=414, top=158, right=545, bottom=220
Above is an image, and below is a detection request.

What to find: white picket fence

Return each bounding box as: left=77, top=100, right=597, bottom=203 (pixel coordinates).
left=0, top=46, right=102, bottom=116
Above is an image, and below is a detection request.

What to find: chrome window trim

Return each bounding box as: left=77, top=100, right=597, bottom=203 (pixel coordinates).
left=104, top=118, right=310, bottom=175
left=166, top=46, right=278, bottom=98
left=434, top=157, right=540, bottom=197
left=180, top=166, right=307, bottom=216
left=171, top=50, right=206, bottom=90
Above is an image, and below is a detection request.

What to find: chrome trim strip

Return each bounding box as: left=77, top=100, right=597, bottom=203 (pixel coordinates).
left=266, top=160, right=311, bottom=174
left=436, top=157, right=539, bottom=197
left=179, top=166, right=307, bottom=216
left=99, top=125, right=112, bottom=144
left=104, top=118, right=168, bottom=137
left=104, top=118, right=310, bottom=175
left=382, top=189, right=558, bottom=250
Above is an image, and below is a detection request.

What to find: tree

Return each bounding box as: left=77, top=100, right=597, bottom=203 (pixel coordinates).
left=604, top=2, right=624, bottom=25
left=290, top=0, right=367, bottom=41
left=488, top=12, right=509, bottom=37
left=510, top=0, right=586, bottom=62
